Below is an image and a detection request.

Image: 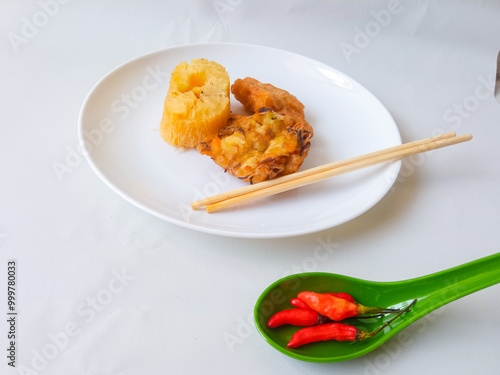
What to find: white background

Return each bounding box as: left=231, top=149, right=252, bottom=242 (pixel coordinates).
left=1, top=1, right=500, bottom=374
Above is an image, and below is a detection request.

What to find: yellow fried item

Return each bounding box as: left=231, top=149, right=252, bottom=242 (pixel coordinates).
left=198, top=78, right=313, bottom=184
left=160, top=59, right=230, bottom=148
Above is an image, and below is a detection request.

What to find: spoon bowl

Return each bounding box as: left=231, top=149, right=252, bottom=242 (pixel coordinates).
left=254, top=252, right=500, bottom=362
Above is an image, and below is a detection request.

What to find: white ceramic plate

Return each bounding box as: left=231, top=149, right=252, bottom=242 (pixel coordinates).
left=78, top=43, right=401, bottom=238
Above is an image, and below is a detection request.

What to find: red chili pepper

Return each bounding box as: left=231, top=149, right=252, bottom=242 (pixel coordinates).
left=290, top=298, right=311, bottom=310
left=325, top=292, right=355, bottom=303
left=267, top=308, right=330, bottom=328
left=287, top=299, right=416, bottom=348
left=291, top=292, right=355, bottom=310
left=297, top=291, right=400, bottom=321
left=287, top=323, right=359, bottom=347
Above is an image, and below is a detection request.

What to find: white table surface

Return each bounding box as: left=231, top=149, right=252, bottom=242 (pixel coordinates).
left=1, top=1, right=500, bottom=374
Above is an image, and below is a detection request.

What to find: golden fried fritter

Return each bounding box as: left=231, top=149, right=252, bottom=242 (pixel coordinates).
left=198, top=78, right=313, bottom=184
left=231, top=77, right=306, bottom=118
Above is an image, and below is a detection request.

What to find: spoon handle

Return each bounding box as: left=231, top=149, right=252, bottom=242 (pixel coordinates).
left=389, top=252, right=500, bottom=317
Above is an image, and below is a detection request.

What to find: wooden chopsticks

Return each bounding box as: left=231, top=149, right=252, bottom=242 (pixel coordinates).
left=191, top=132, right=472, bottom=213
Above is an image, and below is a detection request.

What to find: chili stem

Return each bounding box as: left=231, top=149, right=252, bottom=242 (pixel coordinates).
left=349, top=313, right=384, bottom=320
left=359, top=305, right=401, bottom=315
left=357, top=299, right=417, bottom=340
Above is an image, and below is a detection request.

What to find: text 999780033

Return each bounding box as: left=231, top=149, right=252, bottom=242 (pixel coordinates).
left=7, top=260, right=17, bottom=368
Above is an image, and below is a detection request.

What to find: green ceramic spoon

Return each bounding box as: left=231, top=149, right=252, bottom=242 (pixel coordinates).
left=254, top=252, right=500, bottom=363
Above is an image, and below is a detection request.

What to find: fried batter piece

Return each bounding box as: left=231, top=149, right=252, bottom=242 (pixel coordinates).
left=198, top=78, right=313, bottom=184
left=231, top=77, right=306, bottom=118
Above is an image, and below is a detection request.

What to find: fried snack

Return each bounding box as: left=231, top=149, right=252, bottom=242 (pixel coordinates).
left=160, top=59, right=230, bottom=148
left=198, top=78, right=313, bottom=184
left=231, top=77, right=306, bottom=118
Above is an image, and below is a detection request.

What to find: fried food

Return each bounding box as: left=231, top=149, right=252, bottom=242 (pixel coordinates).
left=198, top=78, right=313, bottom=184
left=231, top=77, right=306, bottom=118
left=160, top=59, right=230, bottom=148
